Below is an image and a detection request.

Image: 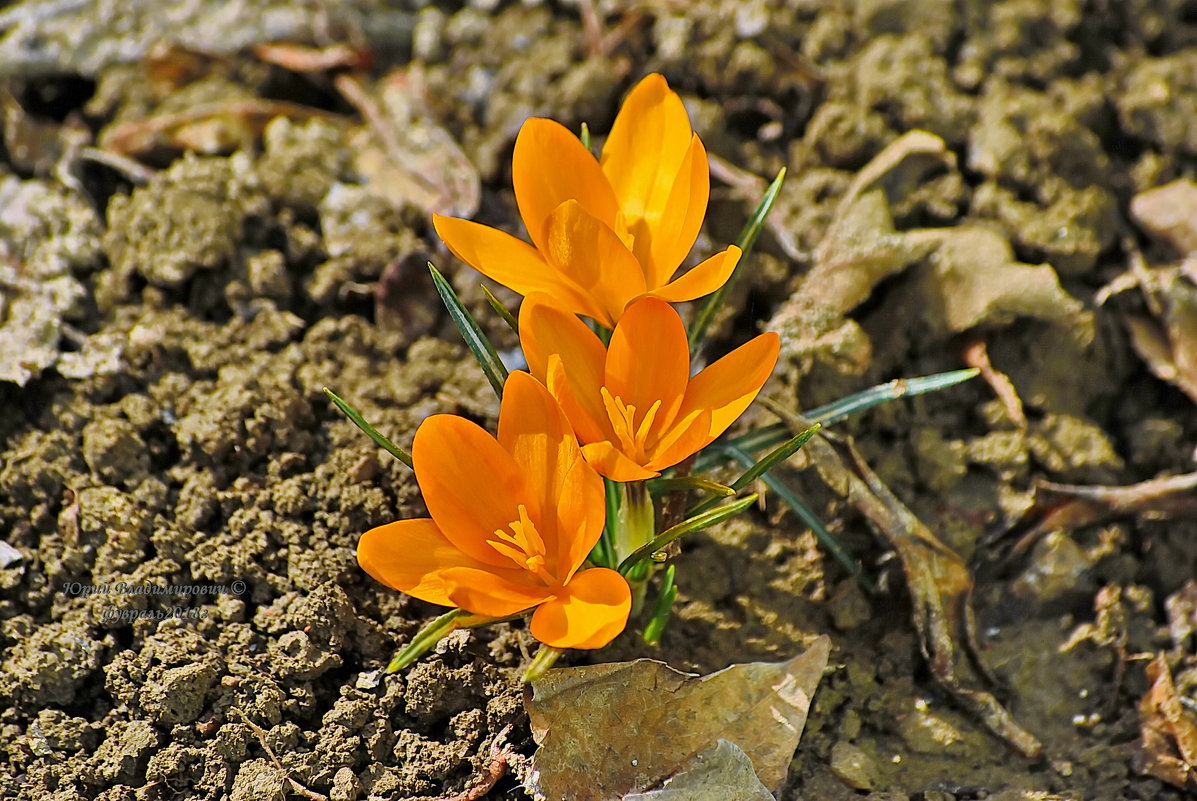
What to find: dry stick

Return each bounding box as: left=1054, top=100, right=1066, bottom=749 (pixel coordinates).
left=433, top=724, right=515, bottom=801
left=233, top=709, right=330, bottom=801
left=962, top=338, right=1026, bottom=428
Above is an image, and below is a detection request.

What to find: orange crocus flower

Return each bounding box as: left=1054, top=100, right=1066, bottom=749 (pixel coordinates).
left=432, top=73, right=740, bottom=327
left=357, top=371, right=631, bottom=649
left=519, top=295, right=780, bottom=481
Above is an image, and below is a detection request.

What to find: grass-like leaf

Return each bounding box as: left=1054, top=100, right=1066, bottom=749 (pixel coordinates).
left=689, top=423, right=820, bottom=517
left=642, top=564, right=677, bottom=645
left=323, top=387, right=413, bottom=468
left=693, top=368, right=980, bottom=473
left=428, top=262, right=508, bottom=398
left=688, top=166, right=786, bottom=352
left=619, top=493, right=759, bottom=576
left=480, top=284, right=519, bottom=334
left=648, top=475, right=735, bottom=499
left=725, top=445, right=862, bottom=579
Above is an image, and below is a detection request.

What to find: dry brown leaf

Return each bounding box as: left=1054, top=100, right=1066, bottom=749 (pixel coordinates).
left=1133, top=654, right=1197, bottom=789
left=1130, top=179, right=1197, bottom=256
left=1004, top=472, right=1197, bottom=557
left=99, top=99, right=341, bottom=157
left=764, top=403, right=1043, bottom=759
left=1122, top=266, right=1197, bottom=405
left=524, top=637, right=831, bottom=801
left=336, top=70, right=479, bottom=219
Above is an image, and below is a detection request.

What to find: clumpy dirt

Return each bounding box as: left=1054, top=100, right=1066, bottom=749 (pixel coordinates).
left=2, top=1, right=1196, bottom=800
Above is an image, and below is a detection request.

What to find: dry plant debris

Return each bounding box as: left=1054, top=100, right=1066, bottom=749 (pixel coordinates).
left=1133, top=654, right=1197, bottom=790
left=524, top=637, right=830, bottom=801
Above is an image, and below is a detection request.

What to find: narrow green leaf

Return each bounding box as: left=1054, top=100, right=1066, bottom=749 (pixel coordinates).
left=692, top=368, right=981, bottom=473
left=724, top=445, right=862, bottom=579
left=688, top=166, right=786, bottom=351
left=324, top=388, right=413, bottom=468
left=619, top=493, right=759, bottom=576
left=689, top=423, right=820, bottom=517
left=480, top=284, right=519, bottom=334
left=648, top=475, right=735, bottom=499
left=642, top=564, right=678, bottom=645
left=428, top=262, right=508, bottom=398
left=387, top=609, right=471, bottom=672
left=580, top=121, right=592, bottom=151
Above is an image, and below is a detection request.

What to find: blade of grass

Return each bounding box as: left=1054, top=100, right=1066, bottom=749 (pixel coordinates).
left=725, top=444, right=862, bottom=580
left=689, top=423, right=820, bottom=516
left=323, top=387, right=413, bottom=468
left=642, top=564, right=677, bottom=645
left=693, top=368, right=980, bottom=473
left=688, top=166, right=786, bottom=352
left=648, top=475, right=735, bottom=499
left=428, top=262, right=508, bottom=398
left=480, top=284, right=519, bottom=334
left=618, top=493, right=759, bottom=576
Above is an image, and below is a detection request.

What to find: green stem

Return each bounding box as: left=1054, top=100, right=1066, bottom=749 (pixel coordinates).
left=524, top=644, right=564, bottom=682
left=613, top=480, right=655, bottom=565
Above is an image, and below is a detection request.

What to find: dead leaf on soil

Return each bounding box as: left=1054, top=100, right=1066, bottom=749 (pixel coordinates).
left=524, top=636, right=831, bottom=801
left=1130, top=179, right=1197, bottom=257
left=764, top=402, right=1043, bottom=759
left=335, top=69, right=480, bottom=219
left=1003, top=472, right=1197, bottom=558
left=99, top=99, right=342, bottom=157
left=1133, top=653, right=1197, bottom=790
left=1122, top=264, right=1197, bottom=405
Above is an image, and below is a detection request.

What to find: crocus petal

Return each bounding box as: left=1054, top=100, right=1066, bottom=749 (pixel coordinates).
left=513, top=118, right=620, bottom=252
left=675, top=331, right=780, bottom=442
left=545, top=354, right=613, bottom=447
left=442, top=566, right=553, bottom=618
left=600, top=74, right=693, bottom=230
left=581, top=441, right=659, bottom=481
left=498, top=371, right=605, bottom=580
left=645, top=407, right=713, bottom=473
left=604, top=297, right=689, bottom=432
left=646, top=245, right=741, bottom=304
left=542, top=200, right=647, bottom=327
left=413, top=414, right=535, bottom=568
left=529, top=568, right=632, bottom=649
left=358, top=518, right=533, bottom=606
left=644, top=134, right=709, bottom=288
left=432, top=214, right=605, bottom=320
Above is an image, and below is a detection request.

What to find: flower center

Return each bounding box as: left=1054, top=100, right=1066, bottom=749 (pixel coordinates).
left=601, top=387, right=662, bottom=464
left=487, top=504, right=555, bottom=585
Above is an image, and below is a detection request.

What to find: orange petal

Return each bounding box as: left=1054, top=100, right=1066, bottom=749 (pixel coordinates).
left=646, top=245, right=740, bottom=304
left=676, top=331, right=780, bottom=442
left=512, top=118, right=620, bottom=252
left=644, top=407, right=714, bottom=473
left=644, top=134, right=710, bottom=288
left=357, top=518, right=533, bottom=607
left=529, top=568, right=632, bottom=649
left=413, top=414, right=533, bottom=568
left=600, top=74, right=693, bottom=229
left=432, top=214, right=604, bottom=319
left=581, top=441, right=659, bottom=481
left=497, top=371, right=605, bottom=580
left=542, top=200, right=647, bottom=326
left=442, top=566, right=552, bottom=618
left=604, top=297, right=689, bottom=432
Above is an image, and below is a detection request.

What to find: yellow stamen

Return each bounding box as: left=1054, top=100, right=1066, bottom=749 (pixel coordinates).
left=600, top=387, right=662, bottom=463
left=486, top=504, right=555, bottom=585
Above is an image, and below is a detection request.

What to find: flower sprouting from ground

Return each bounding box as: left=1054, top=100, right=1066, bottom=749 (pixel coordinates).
left=432, top=73, right=739, bottom=327
left=520, top=294, right=780, bottom=481
left=357, top=371, right=631, bottom=649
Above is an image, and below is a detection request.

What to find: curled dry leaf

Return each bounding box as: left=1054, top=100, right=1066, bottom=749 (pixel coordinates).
left=335, top=70, right=479, bottom=219
left=1004, top=472, right=1197, bottom=558
left=767, top=404, right=1043, bottom=759
left=1133, top=654, right=1197, bottom=790
left=524, top=636, right=831, bottom=801
left=1130, top=179, right=1197, bottom=257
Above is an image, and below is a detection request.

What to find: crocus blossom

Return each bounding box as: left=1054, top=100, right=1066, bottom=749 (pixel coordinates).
left=432, top=73, right=739, bottom=327
left=357, top=371, right=631, bottom=649
left=519, top=294, right=780, bottom=481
